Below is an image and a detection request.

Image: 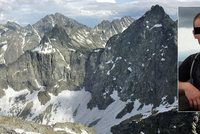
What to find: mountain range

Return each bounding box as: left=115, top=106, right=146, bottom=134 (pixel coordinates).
left=0, top=4, right=193, bottom=134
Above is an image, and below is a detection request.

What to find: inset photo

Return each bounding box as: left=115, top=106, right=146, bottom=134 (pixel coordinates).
left=178, top=7, right=200, bottom=111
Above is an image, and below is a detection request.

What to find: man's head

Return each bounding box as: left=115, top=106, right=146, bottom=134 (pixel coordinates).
left=193, top=13, right=200, bottom=43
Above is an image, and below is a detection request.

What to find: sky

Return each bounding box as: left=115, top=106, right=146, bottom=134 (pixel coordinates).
left=178, top=6, right=200, bottom=61
left=1, top=0, right=200, bottom=27
left=179, top=7, right=200, bottom=28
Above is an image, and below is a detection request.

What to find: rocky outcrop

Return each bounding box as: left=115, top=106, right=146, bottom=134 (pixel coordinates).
left=0, top=115, right=95, bottom=134
left=111, top=110, right=198, bottom=134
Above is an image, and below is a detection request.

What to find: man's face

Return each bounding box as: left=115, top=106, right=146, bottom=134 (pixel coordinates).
left=193, top=18, right=200, bottom=43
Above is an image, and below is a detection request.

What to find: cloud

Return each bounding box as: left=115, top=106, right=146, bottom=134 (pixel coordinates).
left=0, top=0, right=200, bottom=26
left=96, top=0, right=116, bottom=3
left=0, top=13, right=5, bottom=22
left=178, top=0, right=199, bottom=2
left=80, top=10, right=117, bottom=17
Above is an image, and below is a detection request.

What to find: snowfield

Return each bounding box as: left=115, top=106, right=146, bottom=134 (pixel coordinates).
left=0, top=86, right=177, bottom=134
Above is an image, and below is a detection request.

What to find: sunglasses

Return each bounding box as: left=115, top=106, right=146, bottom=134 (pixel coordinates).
left=194, top=27, right=200, bottom=34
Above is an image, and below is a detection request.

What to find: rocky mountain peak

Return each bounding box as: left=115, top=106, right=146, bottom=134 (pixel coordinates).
left=96, top=20, right=111, bottom=28
left=33, top=12, right=87, bottom=35
left=86, top=4, right=177, bottom=112
left=52, top=12, right=85, bottom=27
left=5, top=21, right=21, bottom=31
left=54, top=12, right=66, bottom=18
left=143, top=4, right=168, bottom=21
left=124, top=4, right=174, bottom=38
left=150, top=4, right=165, bottom=13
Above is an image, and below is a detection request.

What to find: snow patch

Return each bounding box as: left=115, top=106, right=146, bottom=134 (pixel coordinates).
left=1, top=44, right=7, bottom=51
left=107, top=46, right=111, bottom=50
left=68, top=48, right=76, bottom=52
left=50, top=15, right=55, bottom=27
left=54, top=127, right=76, bottom=134
left=162, top=45, right=168, bottom=49
left=81, top=129, right=88, bottom=134
left=110, top=90, right=119, bottom=100
left=50, top=38, right=56, bottom=41
left=32, top=43, right=55, bottom=54
left=32, top=27, right=41, bottom=42
left=66, top=64, right=71, bottom=70
left=150, top=24, right=162, bottom=30
left=112, top=25, right=118, bottom=34
left=115, top=57, right=122, bottom=61
left=76, top=34, right=85, bottom=43
left=0, top=86, right=30, bottom=116
left=141, top=63, right=144, bottom=67
left=105, top=60, right=114, bottom=64
left=161, top=58, right=165, bottom=61
left=154, top=97, right=177, bottom=113
left=86, top=39, right=92, bottom=44
left=20, top=34, right=26, bottom=50
left=128, top=67, right=132, bottom=72
left=54, top=84, right=59, bottom=88
left=107, top=63, right=115, bottom=75
left=94, top=49, right=100, bottom=52
left=0, top=41, right=7, bottom=45
left=56, top=49, right=65, bottom=62
left=14, top=128, right=40, bottom=134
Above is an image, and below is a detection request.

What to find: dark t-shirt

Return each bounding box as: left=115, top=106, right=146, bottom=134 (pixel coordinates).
left=179, top=53, right=200, bottom=111
left=179, top=53, right=200, bottom=90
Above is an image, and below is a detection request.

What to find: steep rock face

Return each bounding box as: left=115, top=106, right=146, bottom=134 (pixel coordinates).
left=85, top=5, right=177, bottom=110
left=0, top=23, right=40, bottom=64
left=111, top=111, right=197, bottom=134
left=3, top=28, right=86, bottom=94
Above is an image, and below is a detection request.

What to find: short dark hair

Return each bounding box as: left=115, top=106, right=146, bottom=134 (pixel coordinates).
left=193, top=13, right=200, bottom=28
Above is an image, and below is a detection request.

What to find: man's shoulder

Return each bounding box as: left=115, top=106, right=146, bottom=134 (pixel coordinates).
left=179, top=53, right=199, bottom=67
left=185, top=53, right=199, bottom=62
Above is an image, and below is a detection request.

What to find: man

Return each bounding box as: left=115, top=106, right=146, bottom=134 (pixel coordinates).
left=179, top=13, right=200, bottom=111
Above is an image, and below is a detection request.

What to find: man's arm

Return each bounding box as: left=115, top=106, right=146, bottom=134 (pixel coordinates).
left=178, top=81, right=200, bottom=110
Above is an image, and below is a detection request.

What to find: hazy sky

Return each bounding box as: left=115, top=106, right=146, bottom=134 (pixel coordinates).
left=179, top=7, right=200, bottom=28
left=1, top=0, right=200, bottom=27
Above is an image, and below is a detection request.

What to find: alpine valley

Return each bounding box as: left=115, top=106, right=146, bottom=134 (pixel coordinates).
left=0, top=5, right=196, bottom=134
